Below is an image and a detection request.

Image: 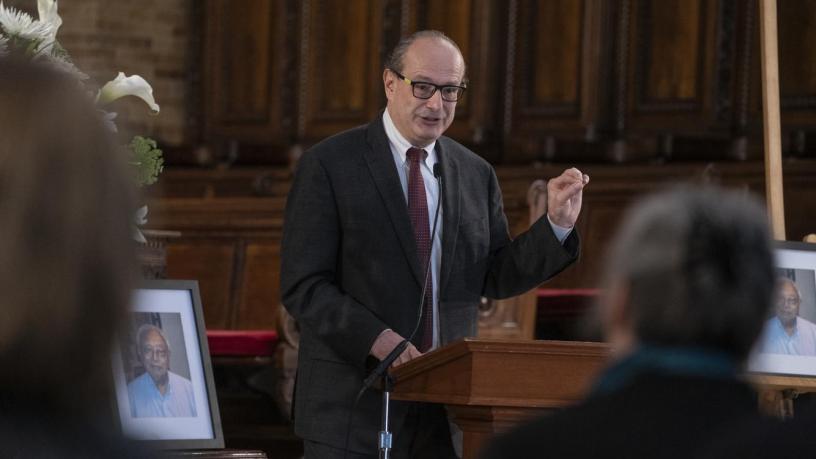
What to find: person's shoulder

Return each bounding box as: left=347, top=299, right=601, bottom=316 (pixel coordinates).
left=304, top=123, right=370, bottom=162
left=438, top=136, right=492, bottom=171
left=799, top=316, right=816, bottom=330
left=168, top=371, right=194, bottom=387
left=127, top=372, right=148, bottom=390
left=480, top=404, right=594, bottom=459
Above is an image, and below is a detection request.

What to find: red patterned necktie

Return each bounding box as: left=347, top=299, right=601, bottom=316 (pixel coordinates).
left=406, top=147, right=434, bottom=352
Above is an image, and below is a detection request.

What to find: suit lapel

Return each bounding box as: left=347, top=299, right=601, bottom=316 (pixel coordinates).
left=437, top=137, right=461, bottom=296
left=364, top=117, right=424, bottom=287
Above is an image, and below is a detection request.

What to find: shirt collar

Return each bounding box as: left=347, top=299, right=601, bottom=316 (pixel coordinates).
left=773, top=316, right=800, bottom=338
left=383, top=108, right=438, bottom=168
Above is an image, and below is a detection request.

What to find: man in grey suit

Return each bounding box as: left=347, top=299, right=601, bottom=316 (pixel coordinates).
left=281, top=30, right=588, bottom=458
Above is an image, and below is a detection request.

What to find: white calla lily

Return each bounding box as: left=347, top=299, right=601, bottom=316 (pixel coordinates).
left=36, top=0, right=61, bottom=52
left=132, top=205, right=149, bottom=243
left=97, top=72, right=160, bottom=114
left=37, top=0, right=61, bottom=32
left=134, top=205, right=148, bottom=226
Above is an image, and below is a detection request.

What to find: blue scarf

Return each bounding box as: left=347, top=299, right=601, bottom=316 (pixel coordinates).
left=592, top=345, right=739, bottom=396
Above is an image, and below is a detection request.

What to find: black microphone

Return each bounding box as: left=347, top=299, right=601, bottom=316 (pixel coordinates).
left=361, top=162, right=444, bottom=389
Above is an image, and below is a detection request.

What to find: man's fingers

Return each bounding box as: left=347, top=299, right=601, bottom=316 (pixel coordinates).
left=549, top=168, right=585, bottom=190
left=392, top=344, right=422, bottom=368
left=557, top=180, right=585, bottom=202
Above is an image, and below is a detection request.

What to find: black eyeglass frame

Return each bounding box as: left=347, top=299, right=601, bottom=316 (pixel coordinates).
left=389, top=68, right=467, bottom=102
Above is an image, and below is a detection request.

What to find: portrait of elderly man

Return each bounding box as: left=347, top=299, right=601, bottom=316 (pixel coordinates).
left=127, top=324, right=197, bottom=418
left=760, top=277, right=816, bottom=355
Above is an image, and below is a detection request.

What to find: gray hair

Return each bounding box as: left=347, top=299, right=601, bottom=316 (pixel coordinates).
left=777, top=277, right=801, bottom=302
left=385, top=30, right=466, bottom=78
left=603, top=185, right=775, bottom=361
left=136, top=323, right=171, bottom=354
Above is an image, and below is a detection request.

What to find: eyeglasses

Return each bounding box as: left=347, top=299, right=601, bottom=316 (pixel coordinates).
left=389, top=69, right=467, bottom=102
left=141, top=346, right=168, bottom=359
left=777, top=297, right=801, bottom=307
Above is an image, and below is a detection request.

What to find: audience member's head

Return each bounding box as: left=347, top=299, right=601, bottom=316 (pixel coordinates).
left=0, top=57, right=136, bottom=415
left=599, top=186, right=775, bottom=362
left=774, top=277, right=802, bottom=327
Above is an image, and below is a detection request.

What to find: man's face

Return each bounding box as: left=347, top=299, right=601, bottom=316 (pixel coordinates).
left=383, top=37, right=465, bottom=148
left=775, top=281, right=801, bottom=326
left=140, top=329, right=170, bottom=384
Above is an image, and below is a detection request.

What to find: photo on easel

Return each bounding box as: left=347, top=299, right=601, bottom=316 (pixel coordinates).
left=750, top=241, right=816, bottom=376
left=111, top=280, right=224, bottom=449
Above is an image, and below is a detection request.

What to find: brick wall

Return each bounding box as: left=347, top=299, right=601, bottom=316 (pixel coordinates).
left=5, top=0, right=192, bottom=146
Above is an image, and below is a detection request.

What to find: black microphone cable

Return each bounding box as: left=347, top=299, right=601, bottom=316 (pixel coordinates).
left=341, top=162, right=444, bottom=459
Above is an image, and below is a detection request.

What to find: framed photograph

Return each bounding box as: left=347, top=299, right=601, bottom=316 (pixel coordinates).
left=749, top=241, right=816, bottom=377
left=111, top=279, right=224, bottom=449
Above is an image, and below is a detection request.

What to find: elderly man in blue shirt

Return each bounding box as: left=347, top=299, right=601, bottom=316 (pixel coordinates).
left=127, top=324, right=197, bottom=417
left=761, top=277, right=816, bottom=356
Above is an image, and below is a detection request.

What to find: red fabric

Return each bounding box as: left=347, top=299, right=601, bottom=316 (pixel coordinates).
left=206, top=330, right=279, bottom=356
left=536, top=289, right=600, bottom=317
left=537, top=288, right=601, bottom=297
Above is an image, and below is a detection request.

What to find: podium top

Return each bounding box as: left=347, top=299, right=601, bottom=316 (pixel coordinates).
left=390, top=338, right=610, bottom=408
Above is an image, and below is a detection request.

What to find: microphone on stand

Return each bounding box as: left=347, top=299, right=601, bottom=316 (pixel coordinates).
left=343, top=162, right=444, bottom=459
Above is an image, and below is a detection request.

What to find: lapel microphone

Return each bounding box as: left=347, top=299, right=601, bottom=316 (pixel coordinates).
left=361, top=161, right=445, bottom=389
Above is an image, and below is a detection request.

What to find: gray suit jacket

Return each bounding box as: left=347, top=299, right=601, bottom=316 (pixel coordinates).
left=280, top=114, right=579, bottom=453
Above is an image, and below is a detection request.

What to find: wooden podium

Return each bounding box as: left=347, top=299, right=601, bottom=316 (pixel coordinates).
left=390, top=339, right=609, bottom=459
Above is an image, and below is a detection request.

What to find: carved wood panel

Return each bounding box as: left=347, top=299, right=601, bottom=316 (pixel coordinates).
left=504, top=0, right=605, bottom=163
left=297, top=0, right=385, bottom=143
left=166, top=241, right=237, bottom=329
left=777, top=0, right=816, bottom=155
left=203, top=0, right=291, bottom=162
left=626, top=0, right=719, bottom=131
left=237, top=242, right=281, bottom=329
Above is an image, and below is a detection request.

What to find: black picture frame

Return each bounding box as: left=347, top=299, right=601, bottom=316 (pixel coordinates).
left=749, top=241, right=816, bottom=377
left=111, top=279, right=224, bottom=449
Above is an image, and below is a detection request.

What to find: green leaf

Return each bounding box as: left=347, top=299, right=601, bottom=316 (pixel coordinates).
left=128, top=136, right=164, bottom=187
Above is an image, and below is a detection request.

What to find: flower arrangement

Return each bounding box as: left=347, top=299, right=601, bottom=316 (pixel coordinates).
left=0, top=0, right=164, bottom=240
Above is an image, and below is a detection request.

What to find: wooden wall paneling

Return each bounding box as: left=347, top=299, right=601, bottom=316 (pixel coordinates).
left=203, top=0, right=291, bottom=163
left=237, top=242, right=281, bottom=329
left=493, top=159, right=816, bottom=287
left=147, top=196, right=286, bottom=331
left=297, top=0, right=385, bottom=143
left=504, top=0, right=605, bottom=163
left=166, top=240, right=239, bottom=329
left=625, top=0, right=726, bottom=160
left=404, top=0, right=504, bottom=159
left=153, top=167, right=292, bottom=199
left=777, top=0, right=816, bottom=157
left=728, top=0, right=760, bottom=160
left=784, top=161, right=816, bottom=240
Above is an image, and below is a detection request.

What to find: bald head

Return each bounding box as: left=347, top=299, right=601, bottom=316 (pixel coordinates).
left=385, top=30, right=466, bottom=77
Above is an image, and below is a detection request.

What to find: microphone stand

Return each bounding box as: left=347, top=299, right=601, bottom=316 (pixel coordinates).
left=373, top=164, right=444, bottom=459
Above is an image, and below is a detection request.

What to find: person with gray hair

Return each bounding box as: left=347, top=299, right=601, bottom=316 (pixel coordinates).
left=760, top=277, right=816, bottom=355
left=480, top=185, right=775, bottom=459
left=127, top=324, right=197, bottom=417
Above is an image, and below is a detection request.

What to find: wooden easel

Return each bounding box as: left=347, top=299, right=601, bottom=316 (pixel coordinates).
left=751, top=0, right=816, bottom=418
